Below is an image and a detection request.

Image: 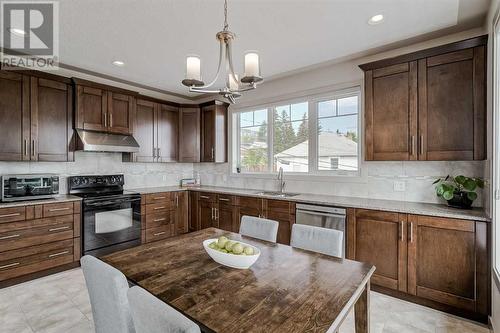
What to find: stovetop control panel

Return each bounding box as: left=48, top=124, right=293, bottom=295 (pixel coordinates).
left=69, top=175, right=124, bottom=190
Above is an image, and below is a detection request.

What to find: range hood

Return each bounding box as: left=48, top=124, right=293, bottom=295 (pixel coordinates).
left=75, top=129, right=140, bottom=153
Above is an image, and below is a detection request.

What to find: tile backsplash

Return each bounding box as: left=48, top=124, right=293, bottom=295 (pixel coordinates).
left=0, top=152, right=194, bottom=194
left=194, top=160, right=486, bottom=207
left=0, top=153, right=486, bottom=207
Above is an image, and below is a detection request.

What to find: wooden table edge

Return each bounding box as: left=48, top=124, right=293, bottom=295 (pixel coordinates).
left=326, top=265, right=376, bottom=333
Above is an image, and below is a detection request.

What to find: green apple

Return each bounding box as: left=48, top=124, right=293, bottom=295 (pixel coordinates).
left=225, top=240, right=235, bottom=251
left=232, top=243, right=243, bottom=254
left=208, top=242, right=217, bottom=249
left=217, top=236, right=228, bottom=248
left=243, top=246, right=254, bottom=255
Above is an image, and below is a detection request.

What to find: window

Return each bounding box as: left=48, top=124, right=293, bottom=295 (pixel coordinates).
left=233, top=87, right=360, bottom=175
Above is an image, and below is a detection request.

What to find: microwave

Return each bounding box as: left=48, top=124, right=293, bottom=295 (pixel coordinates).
left=1, top=175, right=59, bottom=202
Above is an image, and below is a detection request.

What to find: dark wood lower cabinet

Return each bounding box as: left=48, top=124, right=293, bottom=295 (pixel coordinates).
left=347, top=208, right=490, bottom=322
left=264, top=199, right=295, bottom=245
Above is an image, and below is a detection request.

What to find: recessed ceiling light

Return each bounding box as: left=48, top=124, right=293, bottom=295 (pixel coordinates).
left=368, top=14, right=384, bottom=25
left=9, top=28, right=26, bottom=36
left=112, top=60, right=125, bottom=67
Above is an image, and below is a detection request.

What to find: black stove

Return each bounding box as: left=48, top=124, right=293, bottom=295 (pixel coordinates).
left=69, top=175, right=141, bottom=257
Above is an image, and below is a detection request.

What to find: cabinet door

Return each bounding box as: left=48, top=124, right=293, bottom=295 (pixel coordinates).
left=0, top=71, right=30, bottom=161
left=30, top=77, right=73, bottom=162
left=350, top=209, right=407, bottom=292
left=407, top=215, right=479, bottom=312
left=75, top=85, right=107, bottom=131
left=418, top=46, right=486, bottom=160
left=217, top=204, right=235, bottom=232
left=179, top=107, right=200, bottom=162
left=201, top=105, right=215, bottom=162
left=365, top=62, right=418, bottom=161
left=133, top=99, right=156, bottom=162
left=174, top=191, right=189, bottom=234
left=157, top=104, right=178, bottom=162
left=199, top=200, right=216, bottom=230
left=108, top=92, right=134, bottom=134
left=189, top=191, right=200, bottom=232
left=265, top=199, right=295, bottom=245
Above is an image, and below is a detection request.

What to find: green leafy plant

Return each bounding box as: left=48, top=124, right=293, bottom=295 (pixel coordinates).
left=433, top=175, right=484, bottom=202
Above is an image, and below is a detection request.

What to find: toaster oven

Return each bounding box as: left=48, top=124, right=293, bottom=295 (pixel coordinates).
left=1, top=174, right=59, bottom=202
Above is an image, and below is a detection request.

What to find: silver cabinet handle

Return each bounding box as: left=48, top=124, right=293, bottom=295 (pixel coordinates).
left=0, top=213, right=21, bottom=218
left=409, top=222, right=414, bottom=243
left=153, top=232, right=166, bottom=236
left=419, top=136, right=424, bottom=156
left=410, top=136, right=415, bottom=157
left=215, top=208, right=219, bottom=220
left=32, top=139, right=36, bottom=157
left=0, top=262, right=20, bottom=270
left=109, top=113, right=113, bottom=127
left=200, top=195, right=210, bottom=199
left=211, top=147, right=214, bottom=160
left=219, top=198, right=230, bottom=202
left=24, top=139, right=28, bottom=156
left=49, top=207, right=70, bottom=212
left=157, top=147, right=160, bottom=158
left=153, top=206, right=166, bottom=210
left=49, top=226, right=70, bottom=232
left=104, top=112, right=108, bottom=127
left=153, top=218, right=166, bottom=222
left=176, top=195, right=179, bottom=207
left=211, top=207, right=214, bottom=219
left=153, top=196, right=166, bottom=200
left=48, top=251, right=69, bottom=258
left=0, top=234, right=20, bottom=240
left=400, top=221, right=404, bottom=241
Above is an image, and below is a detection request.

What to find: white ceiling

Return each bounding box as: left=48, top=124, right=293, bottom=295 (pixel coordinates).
left=56, top=0, right=490, bottom=97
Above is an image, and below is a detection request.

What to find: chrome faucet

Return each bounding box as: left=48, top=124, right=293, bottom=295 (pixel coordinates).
left=277, top=167, right=285, bottom=194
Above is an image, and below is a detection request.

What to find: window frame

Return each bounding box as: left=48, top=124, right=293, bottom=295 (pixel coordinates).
left=231, top=85, right=362, bottom=178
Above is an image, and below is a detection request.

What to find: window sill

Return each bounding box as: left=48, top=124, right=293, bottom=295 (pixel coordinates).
left=229, top=171, right=366, bottom=183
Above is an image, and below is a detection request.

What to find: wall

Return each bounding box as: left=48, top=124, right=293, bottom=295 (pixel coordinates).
left=0, top=152, right=194, bottom=193
left=194, top=28, right=487, bottom=206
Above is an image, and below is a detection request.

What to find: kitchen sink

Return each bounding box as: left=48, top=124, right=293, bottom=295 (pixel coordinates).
left=254, top=191, right=300, bottom=198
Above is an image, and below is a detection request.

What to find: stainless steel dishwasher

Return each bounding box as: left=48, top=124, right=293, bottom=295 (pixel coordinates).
left=295, top=203, right=346, bottom=257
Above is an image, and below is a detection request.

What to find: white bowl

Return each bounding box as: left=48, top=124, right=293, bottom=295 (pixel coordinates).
left=203, top=239, right=261, bottom=269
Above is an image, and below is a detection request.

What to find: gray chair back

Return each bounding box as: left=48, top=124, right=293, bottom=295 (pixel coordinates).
left=80, top=255, right=135, bottom=333
left=290, top=224, right=343, bottom=258
left=239, top=215, right=279, bottom=243
left=127, top=286, right=201, bottom=333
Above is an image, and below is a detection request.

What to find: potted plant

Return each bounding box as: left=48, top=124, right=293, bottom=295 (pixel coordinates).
left=433, top=175, right=484, bottom=209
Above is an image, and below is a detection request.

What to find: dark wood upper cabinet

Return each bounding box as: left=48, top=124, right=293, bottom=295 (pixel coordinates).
left=157, top=104, right=179, bottom=162
left=107, top=92, right=135, bottom=135
left=0, top=71, right=30, bottom=161
left=30, top=77, right=74, bottom=162
left=75, top=85, right=107, bottom=132
left=179, top=107, right=200, bottom=162
left=133, top=99, right=156, bottom=162
left=200, top=101, right=228, bottom=163
left=364, top=62, right=417, bottom=161
left=74, top=79, right=137, bottom=135
left=361, top=35, right=487, bottom=161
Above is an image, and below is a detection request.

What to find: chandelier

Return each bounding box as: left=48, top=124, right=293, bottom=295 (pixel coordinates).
left=181, top=0, right=263, bottom=104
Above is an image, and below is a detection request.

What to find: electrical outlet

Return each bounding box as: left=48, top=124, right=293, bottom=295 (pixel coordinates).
left=393, top=180, right=406, bottom=192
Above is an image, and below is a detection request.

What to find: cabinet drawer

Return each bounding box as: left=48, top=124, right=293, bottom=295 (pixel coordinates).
left=0, top=215, right=74, bottom=252
left=145, top=202, right=171, bottom=214
left=0, top=207, right=26, bottom=224
left=145, top=212, right=172, bottom=229
left=145, top=192, right=171, bottom=204
left=43, top=202, right=74, bottom=217
left=236, top=196, right=262, bottom=210
left=198, top=192, right=216, bottom=202
left=217, top=194, right=234, bottom=206
left=145, top=224, right=175, bottom=243
left=0, top=239, right=74, bottom=282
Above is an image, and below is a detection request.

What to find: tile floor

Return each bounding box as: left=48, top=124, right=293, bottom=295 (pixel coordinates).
left=0, top=268, right=492, bottom=333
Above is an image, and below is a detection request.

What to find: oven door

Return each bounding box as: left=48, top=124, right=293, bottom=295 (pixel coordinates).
left=83, top=195, right=141, bottom=256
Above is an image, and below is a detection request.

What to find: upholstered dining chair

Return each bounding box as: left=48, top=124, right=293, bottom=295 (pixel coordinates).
left=239, top=215, right=279, bottom=243
left=290, top=223, right=343, bottom=258
left=80, top=255, right=135, bottom=333
left=127, top=286, right=201, bottom=333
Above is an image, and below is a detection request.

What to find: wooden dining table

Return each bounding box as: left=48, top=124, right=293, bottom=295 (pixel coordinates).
left=102, top=228, right=375, bottom=333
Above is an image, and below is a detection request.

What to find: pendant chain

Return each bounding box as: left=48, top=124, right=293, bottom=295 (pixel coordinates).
left=223, top=0, right=229, bottom=31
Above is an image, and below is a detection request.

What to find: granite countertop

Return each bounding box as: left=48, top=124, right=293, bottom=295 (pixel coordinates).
left=0, top=195, right=82, bottom=208
left=130, top=185, right=490, bottom=222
